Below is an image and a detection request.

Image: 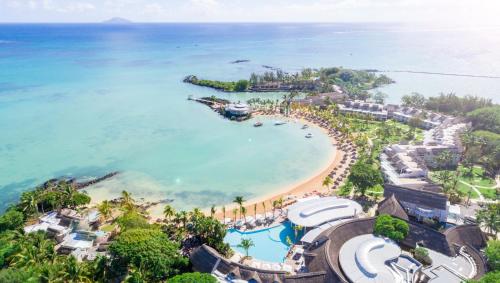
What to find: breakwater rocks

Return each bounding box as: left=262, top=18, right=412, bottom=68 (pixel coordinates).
left=75, top=171, right=120, bottom=189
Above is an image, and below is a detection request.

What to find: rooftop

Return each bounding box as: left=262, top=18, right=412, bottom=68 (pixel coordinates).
left=287, top=196, right=362, bottom=228
left=339, top=234, right=408, bottom=283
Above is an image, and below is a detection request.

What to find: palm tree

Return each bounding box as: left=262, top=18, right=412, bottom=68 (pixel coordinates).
left=241, top=207, right=247, bottom=223
left=253, top=203, right=257, bottom=219
left=476, top=203, right=499, bottom=235
left=237, top=238, right=255, bottom=258
left=59, top=255, right=91, bottom=283
left=163, top=204, right=175, bottom=222
left=261, top=202, right=266, bottom=214
left=120, top=190, right=135, bottom=212
left=210, top=205, right=216, bottom=218
left=272, top=200, right=278, bottom=218
left=232, top=208, right=238, bottom=222
left=233, top=196, right=245, bottom=219
left=322, top=176, right=334, bottom=190
left=97, top=200, right=112, bottom=223
left=222, top=206, right=226, bottom=221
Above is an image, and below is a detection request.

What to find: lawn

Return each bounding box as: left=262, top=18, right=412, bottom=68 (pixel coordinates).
left=430, top=166, right=497, bottom=200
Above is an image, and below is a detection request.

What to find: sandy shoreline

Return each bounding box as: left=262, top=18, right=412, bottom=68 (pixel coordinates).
left=85, top=112, right=352, bottom=222
left=210, top=113, right=350, bottom=220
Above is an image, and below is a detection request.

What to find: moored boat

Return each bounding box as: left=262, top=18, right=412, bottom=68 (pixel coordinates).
left=301, top=124, right=309, bottom=129
left=254, top=121, right=263, bottom=127
left=274, top=121, right=286, bottom=126
left=305, top=133, right=313, bottom=138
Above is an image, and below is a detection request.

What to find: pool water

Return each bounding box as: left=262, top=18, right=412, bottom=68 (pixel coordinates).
left=224, top=221, right=299, bottom=262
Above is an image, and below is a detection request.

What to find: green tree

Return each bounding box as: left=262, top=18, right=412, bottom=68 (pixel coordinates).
left=373, top=214, right=409, bottom=242
left=373, top=91, right=387, bottom=104
left=467, top=106, right=500, bottom=133
left=109, top=229, right=188, bottom=281
left=467, top=271, right=500, bottom=283
left=237, top=238, right=254, bottom=258
left=116, top=211, right=151, bottom=231
left=59, top=255, right=91, bottom=283
left=169, top=272, right=217, bottom=283
left=233, top=196, right=245, bottom=220
left=234, top=80, right=249, bottom=92
left=0, top=209, right=24, bottom=232
left=485, top=240, right=500, bottom=271
left=163, top=205, right=175, bottom=223
left=97, top=200, right=113, bottom=223
left=401, top=92, right=426, bottom=108
left=120, top=190, right=135, bottom=212
left=349, top=162, right=384, bottom=196
left=322, top=176, right=333, bottom=190
left=475, top=201, right=499, bottom=235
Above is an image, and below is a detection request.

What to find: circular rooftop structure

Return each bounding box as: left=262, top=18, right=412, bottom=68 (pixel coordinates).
left=339, top=234, right=401, bottom=283
left=287, top=196, right=362, bottom=228
left=225, top=103, right=250, bottom=116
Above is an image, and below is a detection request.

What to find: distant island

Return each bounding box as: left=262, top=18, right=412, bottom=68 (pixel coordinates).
left=102, top=17, right=132, bottom=24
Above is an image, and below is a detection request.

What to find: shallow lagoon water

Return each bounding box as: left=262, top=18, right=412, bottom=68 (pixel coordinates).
left=1, top=24, right=499, bottom=211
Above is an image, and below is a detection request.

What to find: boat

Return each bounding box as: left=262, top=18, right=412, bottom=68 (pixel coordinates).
left=274, top=121, right=286, bottom=126
left=254, top=122, right=263, bottom=127
left=301, top=124, right=309, bottom=129
left=305, top=133, right=313, bottom=138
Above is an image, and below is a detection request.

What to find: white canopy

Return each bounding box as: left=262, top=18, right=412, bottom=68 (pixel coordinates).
left=300, top=219, right=349, bottom=244
left=287, top=196, right=362, bottom=228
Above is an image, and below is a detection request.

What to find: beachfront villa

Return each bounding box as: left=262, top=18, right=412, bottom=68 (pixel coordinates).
left=23, top=209, right=111, bottom=262
left=381, top=111, right=467, bottom=189
left=338, top=100, right=388, bottom=120
left=295, top=92, right=348, bottom=109
left=191, top=196, right=488, bottom=283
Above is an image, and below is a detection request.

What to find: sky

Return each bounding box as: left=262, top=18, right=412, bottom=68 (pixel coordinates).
left=1, top=0, right=500, bottom=25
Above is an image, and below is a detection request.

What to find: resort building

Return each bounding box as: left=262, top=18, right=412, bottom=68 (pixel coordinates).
left=224, top=102, right=251, bottom=119
left=391, top=107, right=450, bottom=129
left=381, top=144, right=429, bottom=188
left=382, top=186, right=449, bottom=222
left=339, top=234, right=422, bottom=282
left=191, top=198, right=488, bottom=283
left=24, top=209, right=110, bottom=262
left=338, top=100, right=388, bottom=120
left=381, top=114, right=467, bottom=188
left=286, top=197, right=363, bottom=245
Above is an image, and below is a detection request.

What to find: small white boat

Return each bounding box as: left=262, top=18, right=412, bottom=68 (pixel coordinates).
left=305, top=133, right=313, bottom=138
left=301, top=124, right=309, bottom=129
left=254, top=121, right=263, bottom=127
left=274, top=121, right=286, bottom=126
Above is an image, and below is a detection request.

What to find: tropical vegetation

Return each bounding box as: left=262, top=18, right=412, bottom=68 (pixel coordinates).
left=373, top=214, right=409, bottom=242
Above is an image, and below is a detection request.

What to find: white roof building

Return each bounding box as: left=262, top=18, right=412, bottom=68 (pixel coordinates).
left=339, top=234, right=422, bottom=283
left=287, top=197, right=362, bottom=228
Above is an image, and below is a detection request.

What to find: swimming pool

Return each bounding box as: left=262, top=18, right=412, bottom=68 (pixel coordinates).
left=224, top=221, right=299, bottom=262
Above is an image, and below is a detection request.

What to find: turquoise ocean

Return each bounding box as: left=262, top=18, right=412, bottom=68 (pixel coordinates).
left=1, top=23, right=499, bottom=211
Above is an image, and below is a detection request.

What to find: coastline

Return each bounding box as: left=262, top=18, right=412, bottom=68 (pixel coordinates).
left=85, top=112, right=351, bottom=222
left=210, top=113, right=350, bottom=220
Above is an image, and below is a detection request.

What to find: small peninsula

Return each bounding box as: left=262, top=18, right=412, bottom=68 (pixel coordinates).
left=184, top=67, right=394, bottom=97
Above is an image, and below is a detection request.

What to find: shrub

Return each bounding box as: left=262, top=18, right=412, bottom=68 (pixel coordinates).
left=116, top=211, right=151, bottom=231
left=109, top=229, right=188, bottom=281
left=0, top=209, right=24, bottom=232
left=373, top=214, right=409, bottom=242
left=168, top=272, right=216, bottom=283
left=414, top=247, right=433, bottom=266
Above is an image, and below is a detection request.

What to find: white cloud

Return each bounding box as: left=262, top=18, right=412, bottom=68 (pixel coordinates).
left=1, top=0, right=500, bottom=24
